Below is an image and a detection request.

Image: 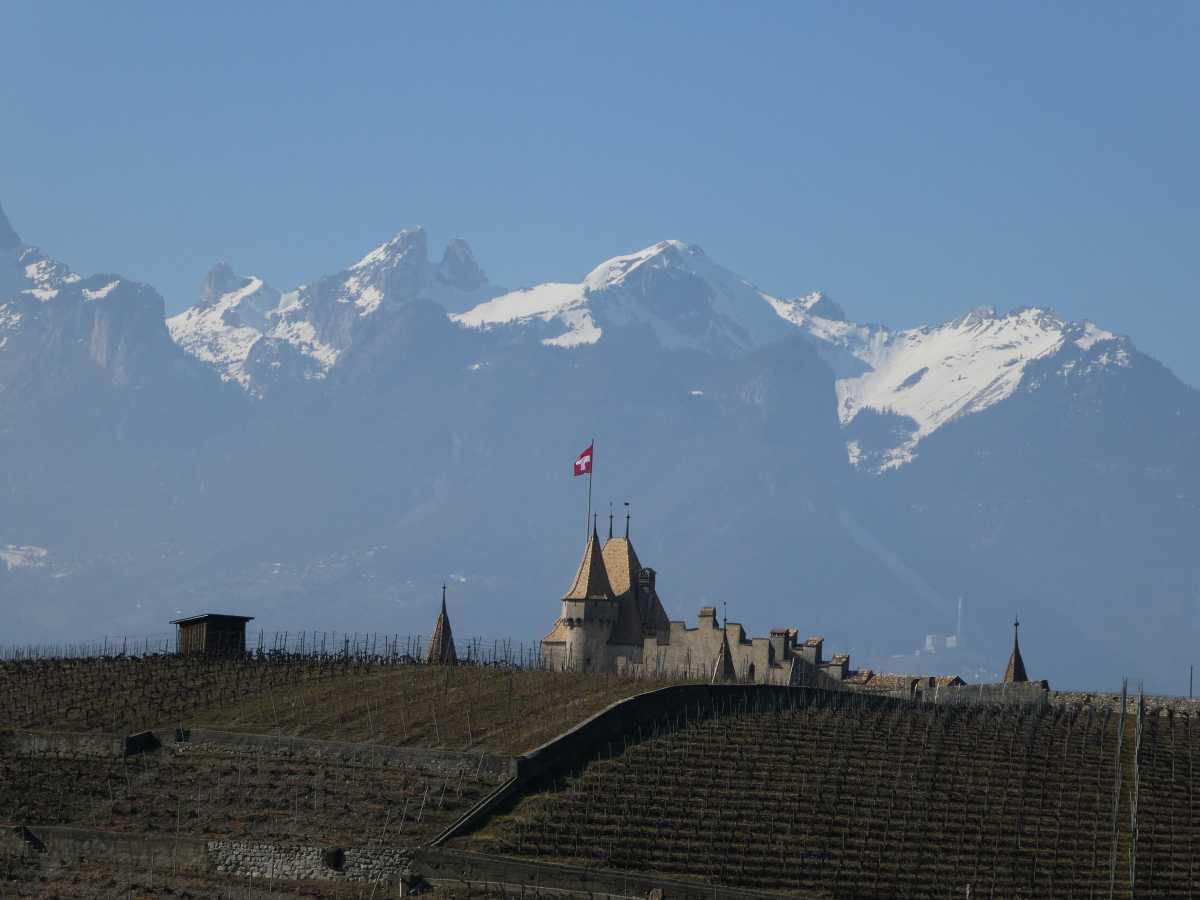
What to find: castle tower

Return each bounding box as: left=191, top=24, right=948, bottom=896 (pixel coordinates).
left=1003, top=617, right=1028, bottom=683
left=602, top=529, right=670, bottom=652
left=541, top=521, right=618, bottom=672
left=426, top=585, right=457, bottom=665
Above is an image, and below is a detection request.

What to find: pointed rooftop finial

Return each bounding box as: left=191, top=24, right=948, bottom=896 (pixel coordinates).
left=427, top=586, right=457, bottom=665
left=593, top=512, right=598, bottom=535
left=608, top=501, right=614, bottom=540
left=624, top=501, right=630, bottom=539
left=1004, top=614, right=1028, bottom=683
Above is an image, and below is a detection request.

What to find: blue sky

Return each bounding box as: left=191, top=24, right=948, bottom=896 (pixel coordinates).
left=2, top=2, right=1197, bottom=383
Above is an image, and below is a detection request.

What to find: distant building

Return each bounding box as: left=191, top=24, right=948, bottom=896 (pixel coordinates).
left=426, top=585, right=457, bottom=665
left=540, top=516, right=850, bottom=684
left=170, top=613, right=254, bottom=657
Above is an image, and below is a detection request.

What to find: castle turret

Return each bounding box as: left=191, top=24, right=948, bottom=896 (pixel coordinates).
left=541, top=522, right=619, bottom=672
left=427, top=585, right=457, bottom=665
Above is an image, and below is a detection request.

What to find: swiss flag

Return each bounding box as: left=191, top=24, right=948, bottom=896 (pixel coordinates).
left=573, top=443, right=593, bottom=477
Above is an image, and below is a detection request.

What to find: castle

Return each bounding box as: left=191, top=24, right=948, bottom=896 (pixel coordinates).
left=540, top=517, right=853, bottom=685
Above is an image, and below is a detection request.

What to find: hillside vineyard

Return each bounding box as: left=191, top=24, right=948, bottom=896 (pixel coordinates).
left=467, top=692, right=1196, bottom=899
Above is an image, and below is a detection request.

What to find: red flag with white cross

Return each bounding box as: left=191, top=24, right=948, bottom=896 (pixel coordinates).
left=573, top=443, right=593, bottom=477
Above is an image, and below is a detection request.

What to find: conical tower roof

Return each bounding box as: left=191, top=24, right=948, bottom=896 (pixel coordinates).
left=426, top=586, right=457, bottom=665
left=1003, top=617, right=1027, bottom=683
left=601, top=536, right=642, bottom=599
left=563, top=525, right=614, bottom=601
left=712, top=628, right=737, bottom=684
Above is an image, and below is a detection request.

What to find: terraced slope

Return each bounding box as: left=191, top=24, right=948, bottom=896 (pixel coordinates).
left=467, top=694, right=1198, bottom=898
left=0, top=741, right=495, bottom=846
left=0, top=656, right=694, bottom=754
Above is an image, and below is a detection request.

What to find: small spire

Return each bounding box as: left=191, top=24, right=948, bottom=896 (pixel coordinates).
left=1004, top=614, right=1028, bottom=683
left=712, top=627, right=737, bottom=684
left=593, top=512, right=598, bottom=535
left=624, top=501, right=630, bottom=539
left=427, top=586, right=457, bottom=665
left=608, top=502, right=614, bottom=540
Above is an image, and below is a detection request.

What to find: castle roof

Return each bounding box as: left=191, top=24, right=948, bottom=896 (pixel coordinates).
left=600, top=536, right=641, bottom=598
left=562, top=526, right=614, bottom=601
left=1004, top=618, right=1028, bottom=683
left=426, top=586, right=457, bottom=665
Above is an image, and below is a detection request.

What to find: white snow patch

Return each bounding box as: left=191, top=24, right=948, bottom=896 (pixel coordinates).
left=351, top=282, right=383, bottom=316
left=82, top=280, right=120, bottom=301
left=167, top=276, right=273, bottom=387
left=1075, top=321, right=1117, bottom=351
left=542, top=307, right=602, bottom=347
left=832, top=308, right=1074, bottom=468
left=1, top=545, right=48, bottom=570
left=582, top=240, right=688, bottom=291
left=453, top=282, right=585, bottom=328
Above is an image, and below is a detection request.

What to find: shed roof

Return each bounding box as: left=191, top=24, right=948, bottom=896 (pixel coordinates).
left=170, top=614, right=255, bottom=625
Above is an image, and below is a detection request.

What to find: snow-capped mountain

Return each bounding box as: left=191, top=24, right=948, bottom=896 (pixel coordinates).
left=448, top=238, right=1135, bottom=471
left=772, top=299, right=1131, bottom=470
left=0, top=204, right=204, bottom=403
left=453, top=240, right=794, bottom=354
left=4, top=199, right=1199, bottom=691
left=167, top=228, right=500, bottom=393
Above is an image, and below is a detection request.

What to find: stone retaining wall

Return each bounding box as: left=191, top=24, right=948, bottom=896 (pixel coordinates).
left=0, top=730, right=123, bottom=758
left=1051, top=690, right=1200, bottom=716
left=208, top=840, right=410, bottom=883
left=1, top=828, right=410, bottom=885
left=931, top=681, right=1050, bottom=706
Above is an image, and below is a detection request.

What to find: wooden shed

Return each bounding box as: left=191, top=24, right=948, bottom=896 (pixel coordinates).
left=170, top=613, right=255, bottom=657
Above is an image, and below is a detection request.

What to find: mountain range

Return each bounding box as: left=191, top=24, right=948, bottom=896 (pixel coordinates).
left=2, top=200, right=1197, bottom=691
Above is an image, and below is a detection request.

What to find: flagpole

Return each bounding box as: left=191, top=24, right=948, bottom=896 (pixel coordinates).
left=586, top=438, right=594, bottom=537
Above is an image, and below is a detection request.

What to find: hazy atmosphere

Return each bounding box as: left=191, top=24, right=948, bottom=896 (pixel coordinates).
left=4, top=6, right=1200, bottom=898
left=2, top=2, right=1199, bottom=692
left=3, top=2, right=1197, bottom=382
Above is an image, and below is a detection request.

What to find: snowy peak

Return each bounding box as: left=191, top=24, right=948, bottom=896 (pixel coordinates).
left=168, top=266, right=282, bottom=387
left=788, top=291, right=847, bottom=322
left=832, top=306, right=1128, bottom=470
left=581, top=240, right=697, bottom=291
left=437, top=238, right=489, bottom=293
left=168, top=229, right=501, bottom=392
left=199, top=262, right=248, bottom=308
left=454, top=239, right=792, bottom=354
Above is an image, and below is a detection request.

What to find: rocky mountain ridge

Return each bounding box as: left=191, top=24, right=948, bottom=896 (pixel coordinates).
left=1, top=200, right=1196, bottom=692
